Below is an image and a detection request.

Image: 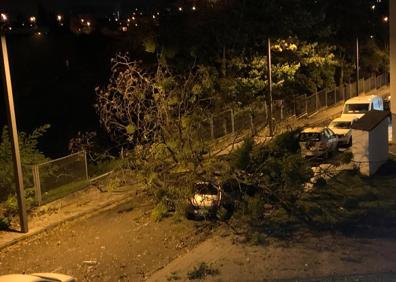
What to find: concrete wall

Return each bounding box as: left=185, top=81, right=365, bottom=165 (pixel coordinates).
left=390, top=0, right=396, bottom=143
left=368, top=119, right=389, bottom=175
left=352, top=129, right=370, bottom=176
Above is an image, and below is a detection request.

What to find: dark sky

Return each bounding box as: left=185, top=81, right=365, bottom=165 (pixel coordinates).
left=0, top=0, right=161, bottom=14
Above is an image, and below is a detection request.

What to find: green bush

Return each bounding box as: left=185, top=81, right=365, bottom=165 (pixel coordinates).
left=151, top=201, right=169, bottom=222
left=230, top=137, right=254, bottom=170
left=187, top=262, right=219, bottom=280
left=0, top=125, right=49, bottom=201
left=0, top=217, right=10, bottom=231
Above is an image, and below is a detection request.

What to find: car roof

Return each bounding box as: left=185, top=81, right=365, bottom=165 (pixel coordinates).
left=301, top=127, right=325, bottom=133
left=331, top=116, right=358, bottom=123
left=344, top=95, right=380, bottom=104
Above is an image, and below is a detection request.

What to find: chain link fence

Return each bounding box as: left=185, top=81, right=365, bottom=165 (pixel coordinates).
left=201, top=73, right=389, bottom=141
left=32, top=151, right=89, bottom=205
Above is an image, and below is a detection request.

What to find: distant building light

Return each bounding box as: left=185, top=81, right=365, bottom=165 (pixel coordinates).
left=127, top=18, right=131, bottom=22
left=132, top=17, right=136, bottom=20
left=80, top=18, right=85, bottom=23
left=57, top=15, right=63, bottom=22
left=29, top=16, right=36, bottom=23
left=383, top=16, right=389, bottom=22
left=36, top=31, right=42, bottom=36
left=1, top=13, right=8, bottom=21
left=87, top=21, right=91, bottom=27
left=152, top=15, right=156, bottom=19
left=8, top=27, right=12, bottom=31
left=178, top=7, right=183, bottom=12
left=135, top=23, right=138, bottom=27
left=370, top=35, right=374, bottom=39
left=122, top=26, right=128, bottom=32
left=192, top=6, right=196, bottom=11
left=371, top=4, right=376, bottom=10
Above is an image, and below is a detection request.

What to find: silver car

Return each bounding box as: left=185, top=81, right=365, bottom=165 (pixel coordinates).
left=299, top=127, right=338, bottom=158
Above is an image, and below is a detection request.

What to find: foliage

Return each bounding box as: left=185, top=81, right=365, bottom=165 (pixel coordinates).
left=0, top=125, right=49, bottom=201
left=229, top=138, right=254, bottom=171
left=96, top=54, right=219, bottom=214
left=225, top=130, right=312, bottom=231
left=187, top=262, right=219, bottom=280
left=151, top=201, right=169, bottom=222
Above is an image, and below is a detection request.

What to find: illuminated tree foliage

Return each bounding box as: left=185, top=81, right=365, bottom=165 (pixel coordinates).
left=95, top=54, right=214, bottom=174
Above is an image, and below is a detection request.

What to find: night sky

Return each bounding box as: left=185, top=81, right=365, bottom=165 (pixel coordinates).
left=0, top=0, right=162, bottom=14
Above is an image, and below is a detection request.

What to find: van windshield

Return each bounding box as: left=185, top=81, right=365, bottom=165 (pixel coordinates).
left=299, top=133, right=321, bottom=142
left=343, top=103, right=369, bottom=114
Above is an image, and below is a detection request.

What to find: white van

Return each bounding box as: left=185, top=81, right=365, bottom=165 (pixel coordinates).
left=341, top=95, right=383, bottom=119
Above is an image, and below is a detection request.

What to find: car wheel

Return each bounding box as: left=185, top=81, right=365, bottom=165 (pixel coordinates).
left=185, top=206, right=196, bottom=220
left=348, top=137, right=352, bottom=147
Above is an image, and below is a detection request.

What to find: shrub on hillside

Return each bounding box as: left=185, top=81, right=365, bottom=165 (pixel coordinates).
left=0, top=125, right=49, bottom=201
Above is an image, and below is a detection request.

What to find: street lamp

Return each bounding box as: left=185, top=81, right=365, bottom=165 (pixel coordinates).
left=0, top=13, right=8, bottom=22
left=0, top=36, right=28, bottom=233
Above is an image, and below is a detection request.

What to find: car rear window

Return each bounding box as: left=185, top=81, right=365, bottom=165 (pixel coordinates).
left=194, top=183, right=218, bottom=194
left=299, top=132, right=321, bottom=142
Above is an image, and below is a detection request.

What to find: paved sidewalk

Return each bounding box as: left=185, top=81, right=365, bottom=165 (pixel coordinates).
left=0, top=181, right=145, bottom=250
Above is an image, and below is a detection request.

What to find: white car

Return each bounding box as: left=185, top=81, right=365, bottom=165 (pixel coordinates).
left=0, top=273, right=76, bottom=282
left=186, top=182, right=222, bottom=219
left=328, top=116, right=358, bottom=147
left=299, top=127, right=338, bottom=158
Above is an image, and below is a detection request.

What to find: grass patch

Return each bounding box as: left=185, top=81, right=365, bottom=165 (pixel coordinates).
left=151, top=202, right=169, bottom=222
left=187, top=262, right=219, bottom=280
left=42, top=180, right=90, bottom=204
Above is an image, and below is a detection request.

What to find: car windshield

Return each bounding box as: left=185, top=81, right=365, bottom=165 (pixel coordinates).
left=194, top=183, right=218, bottom=194
left=299, top=132, right=321, bottom=142
left=330, top=121, right=352, bottom=129
left=343, top=103, right=369, bottom=114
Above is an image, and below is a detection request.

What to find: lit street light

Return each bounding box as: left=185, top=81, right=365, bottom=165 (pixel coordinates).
left=0, top=13, right=8, bottom=22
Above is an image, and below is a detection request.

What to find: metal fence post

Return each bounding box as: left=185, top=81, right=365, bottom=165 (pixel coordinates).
left=280, top=101, right=284, bottom=120
left=325, top=90, right=328, bottom=107
left=250, top=109, right=255, bottom=135
left=305, top=94, right=308, bottom=115
left=334, top=87, right=337, bottom=104
left=230, top=109, right=235, bottom=134
left=83, top=151, right=89, bottom=180
left=315, top=91, right=319, bottom=112
left=293, top=95, right=296, bottom=116
left=32, top=165, right=42, bottom=206
left=210, top=117, right=214, bottom=139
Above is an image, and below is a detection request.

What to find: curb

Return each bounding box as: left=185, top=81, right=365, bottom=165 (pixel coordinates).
left=0, top=188, right=144, bottom=251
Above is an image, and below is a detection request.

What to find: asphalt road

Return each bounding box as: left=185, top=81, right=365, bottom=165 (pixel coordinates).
left=0, top=193, right=209, bottom=282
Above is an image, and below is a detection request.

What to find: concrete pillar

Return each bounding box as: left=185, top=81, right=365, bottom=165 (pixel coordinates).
left=391, top=0, right=396, bottom=143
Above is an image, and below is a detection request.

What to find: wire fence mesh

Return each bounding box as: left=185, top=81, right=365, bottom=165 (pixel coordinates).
left=32, top=151, right=89, bottom=205
left=200, top=73, right=389, bottom=142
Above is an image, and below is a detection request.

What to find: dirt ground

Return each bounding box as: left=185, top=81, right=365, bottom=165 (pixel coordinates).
left=0, top=191, right=212, bottom=281
left=1, top=189, right=396, bottom=281
left=148, top=230, right=396, bottom=281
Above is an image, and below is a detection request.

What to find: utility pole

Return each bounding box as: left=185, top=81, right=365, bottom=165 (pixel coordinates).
left=391, top=0, right=396, bottom=144
left=0, top=35, right=28, bottom=233
left=356, top=37, right=360, bottom=95
left=267, top=38, right=273, bottom=137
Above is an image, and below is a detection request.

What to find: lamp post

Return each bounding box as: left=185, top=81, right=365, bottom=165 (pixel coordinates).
left=267, top=38, right=273, bottom=137
left=391, top=0, right=396, bottom=144
left=0, top=35, right=28, bottom=233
